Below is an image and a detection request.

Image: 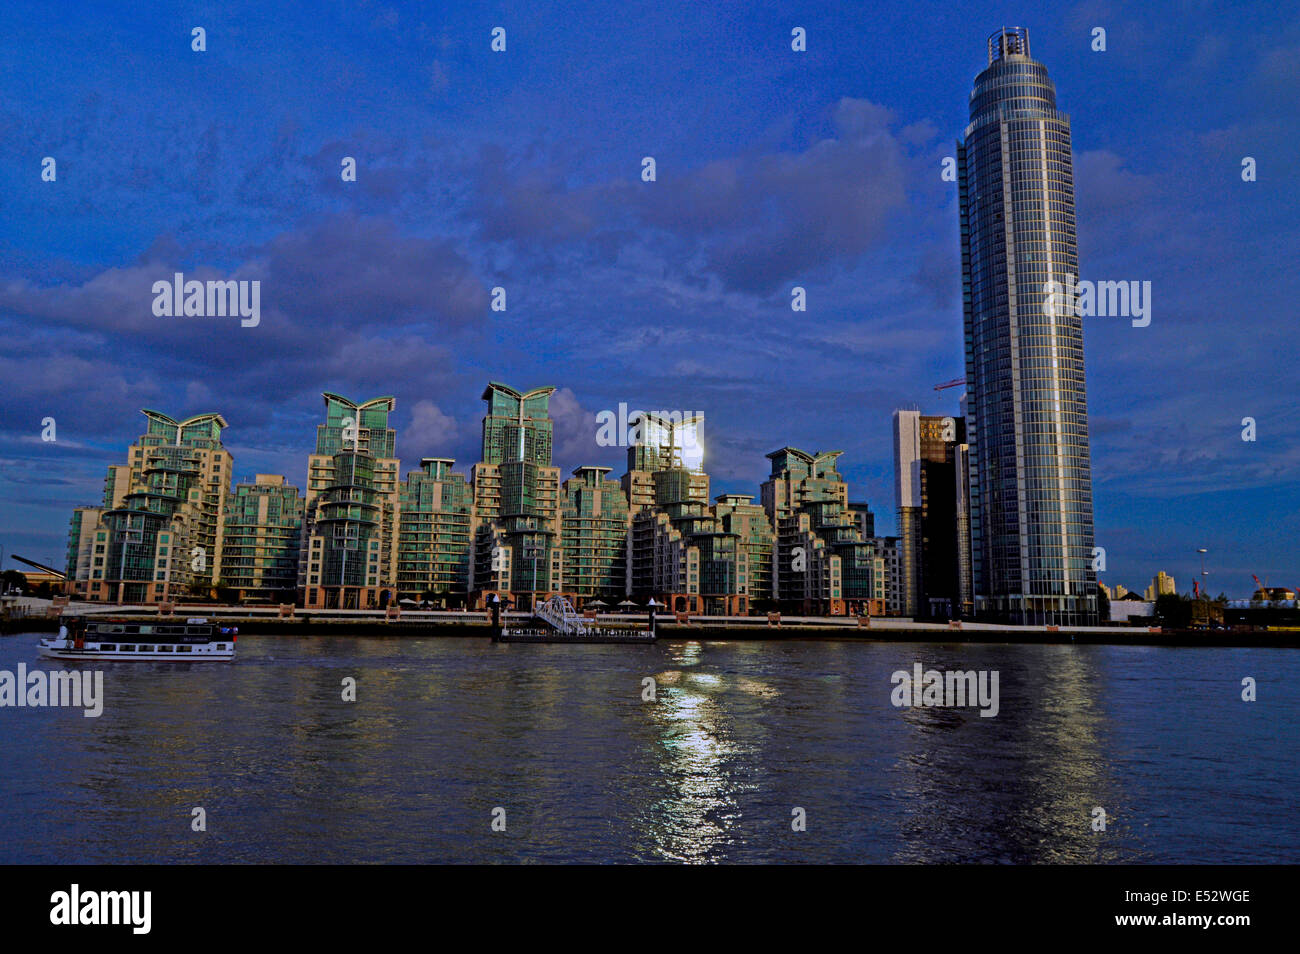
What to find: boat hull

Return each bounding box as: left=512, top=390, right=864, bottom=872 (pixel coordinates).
left=38, top=645, right=235, bottom=662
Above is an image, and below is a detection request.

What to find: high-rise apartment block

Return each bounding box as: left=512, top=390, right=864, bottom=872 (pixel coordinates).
left=471, top=384, right=562, bottom=610
left=397, top=458, right=474, bottom=605
left=959, top=27, right=1097, bottom=624
left=69, top=411, right=233, bottom=604
left=65, top=384, right=895, bottom=618
left=762, top=448, right=884, bottom=616
left=224, top=475, right=304, bottom=601
left=300, top=394, right=401, bottom=609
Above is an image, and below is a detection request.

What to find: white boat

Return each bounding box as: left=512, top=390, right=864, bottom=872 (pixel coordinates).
left=39, top=617, right=237, bottom=662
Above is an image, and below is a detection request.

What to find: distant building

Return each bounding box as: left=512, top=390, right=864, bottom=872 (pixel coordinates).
left=1109, top=599, right=1155, bottom=623
left=893, top=410, right=966, bottom=619
left=223, top=475, right=304, bottom=601
left=1143, top=570, right=1177, bottom=601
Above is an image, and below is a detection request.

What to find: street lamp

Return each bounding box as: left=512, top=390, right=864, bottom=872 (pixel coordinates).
left=1198, top=548, right=1208, bottom=598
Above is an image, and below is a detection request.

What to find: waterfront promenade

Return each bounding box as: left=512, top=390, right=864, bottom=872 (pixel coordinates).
left=4, top=598, right=1297, bottom=646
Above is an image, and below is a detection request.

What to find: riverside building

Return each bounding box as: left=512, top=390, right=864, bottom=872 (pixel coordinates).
left=762, top=448, right=884, bottom=616
left=75, top=411, right=233, bottom=604
left=470, top=383, right=562, bottom=610
left=223, top=474, right=304, bottom=602
left=397, top=458, right=474, bottom=606
left=958, top=26, right=1098, bottom=624
left=299, top=394, right=401, bottom=610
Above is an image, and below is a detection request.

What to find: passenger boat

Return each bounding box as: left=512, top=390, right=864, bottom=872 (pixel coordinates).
left=38, top=617, right=237, bottom=662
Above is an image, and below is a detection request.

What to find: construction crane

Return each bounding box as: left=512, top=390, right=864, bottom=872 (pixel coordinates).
left=934, top=378, right=964, bottom=391
left=1252, top=574, right=1268, bottom=600
left=11, top=555, right=66, bottom=579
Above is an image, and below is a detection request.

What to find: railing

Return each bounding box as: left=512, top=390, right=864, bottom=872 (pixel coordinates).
left=533, top=595, right=588, bottom=636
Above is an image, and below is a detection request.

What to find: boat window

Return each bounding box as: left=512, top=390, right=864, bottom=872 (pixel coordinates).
left=139, top=645, right=154, bottom=652
left=215, top=644, right=227, bottom=650
left=177, top=646, right=193, bottom=652
left=125, top=625, right=139, bottom=634
left=109, top=625, right=125, bottom=634
left=100, top=644, right=117, bottom=651
left=139, top=625, right=153, bottom=634
left=157, top=645, right=173, bottom=652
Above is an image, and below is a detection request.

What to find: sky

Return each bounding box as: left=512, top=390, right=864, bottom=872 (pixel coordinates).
left=1, top=0, right=1297, bottom=597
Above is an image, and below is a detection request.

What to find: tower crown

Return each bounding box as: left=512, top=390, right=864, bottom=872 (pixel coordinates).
left=987, top=26, right=1029, bottom=63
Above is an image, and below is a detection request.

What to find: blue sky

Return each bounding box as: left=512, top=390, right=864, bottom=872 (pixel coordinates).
left=1, top=1, right=1297, bottom=597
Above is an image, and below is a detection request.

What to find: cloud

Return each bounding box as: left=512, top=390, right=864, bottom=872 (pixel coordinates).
left=469, top=97, right=910, bottom=294
left=548, top=387, right=609, bottom=475
left=403, top=400, right=458, bottom=458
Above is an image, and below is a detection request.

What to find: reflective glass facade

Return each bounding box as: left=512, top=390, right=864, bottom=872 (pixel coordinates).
left=959, top=27, right=1097, bottom=625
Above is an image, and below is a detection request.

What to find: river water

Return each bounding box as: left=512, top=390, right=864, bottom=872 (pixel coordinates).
left=0, top=632, right=1294, bottom=863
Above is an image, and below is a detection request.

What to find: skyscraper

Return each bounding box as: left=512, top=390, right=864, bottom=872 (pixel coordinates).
left=958, top=27, right=1097, bottom=625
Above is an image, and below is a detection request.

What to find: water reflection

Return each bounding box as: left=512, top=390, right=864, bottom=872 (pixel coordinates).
left=0, top=634, right=1293, bottom=863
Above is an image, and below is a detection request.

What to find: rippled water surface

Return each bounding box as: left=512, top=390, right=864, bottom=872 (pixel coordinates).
left=1, top=633, right=1294, bottom=863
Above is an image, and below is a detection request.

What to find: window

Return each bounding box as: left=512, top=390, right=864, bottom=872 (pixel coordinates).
left=100, top=644, right=117, bottom=651
left=139, top=645, right=154, bottom=652
left=177, top=645, right=193, bottom=653
left=157, top=645, right=173, bottom=652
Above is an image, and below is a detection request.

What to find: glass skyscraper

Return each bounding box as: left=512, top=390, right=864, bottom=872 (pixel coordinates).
left=958, top=27, right=1097, bottom=625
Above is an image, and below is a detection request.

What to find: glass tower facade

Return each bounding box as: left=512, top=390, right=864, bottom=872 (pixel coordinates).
left=958, top=27, right=1097, bottom=625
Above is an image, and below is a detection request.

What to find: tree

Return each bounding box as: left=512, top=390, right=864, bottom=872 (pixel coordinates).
left=1097, top=585, right=1110, bottom=621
